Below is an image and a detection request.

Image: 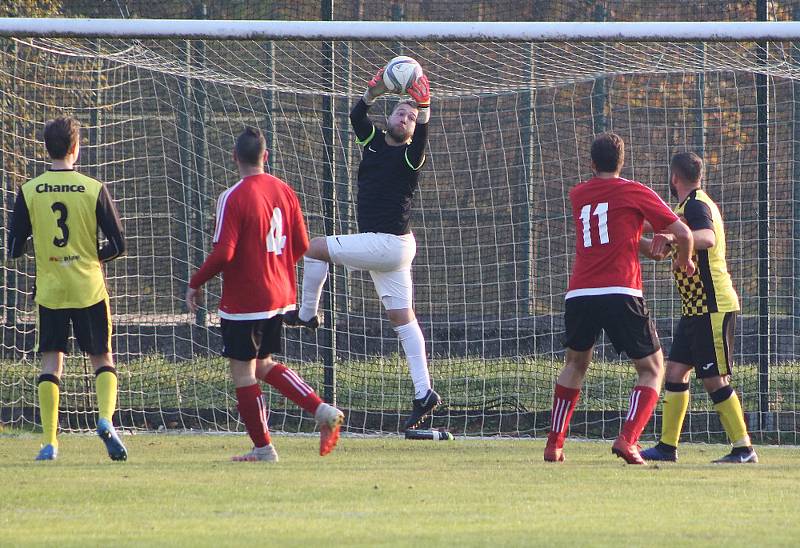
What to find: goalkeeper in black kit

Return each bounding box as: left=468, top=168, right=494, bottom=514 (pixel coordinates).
left=284, top=64, right=440, bottom=430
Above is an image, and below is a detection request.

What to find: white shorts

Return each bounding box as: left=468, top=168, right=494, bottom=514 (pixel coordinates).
left=326, top=232, right=416, bottom=310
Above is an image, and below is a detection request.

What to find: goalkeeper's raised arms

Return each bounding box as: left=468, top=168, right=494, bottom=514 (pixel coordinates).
left=363, top=67, right=387, bottom=105
left=407, top=73, right=430, bottom=123
left=407, top=74, right=429, bottom=108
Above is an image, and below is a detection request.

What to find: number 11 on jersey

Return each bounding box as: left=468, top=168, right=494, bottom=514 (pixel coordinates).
left=580, top=202, right=609, bottom=248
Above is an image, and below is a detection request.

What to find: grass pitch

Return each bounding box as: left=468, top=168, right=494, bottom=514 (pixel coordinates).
left=1, top=434, right=798, bottom=547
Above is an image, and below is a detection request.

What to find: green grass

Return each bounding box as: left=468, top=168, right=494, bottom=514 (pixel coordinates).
left=1, top=434, right=798, bottom=546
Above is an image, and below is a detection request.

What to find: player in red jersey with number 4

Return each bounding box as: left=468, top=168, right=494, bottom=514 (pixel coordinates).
left=544, top=132, right=695, bottom=464
left=187, top=128, right=343, bottom=462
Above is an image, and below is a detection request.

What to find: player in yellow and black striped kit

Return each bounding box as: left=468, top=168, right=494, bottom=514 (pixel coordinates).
left=7, top=116, right=127, bottom=461
left=640, top=152, right=756, bottom=463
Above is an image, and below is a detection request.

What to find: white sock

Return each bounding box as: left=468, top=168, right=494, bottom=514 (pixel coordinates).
left=298, top=257, right=328, bottom=321
left=394, top=319, right=431, bottom=399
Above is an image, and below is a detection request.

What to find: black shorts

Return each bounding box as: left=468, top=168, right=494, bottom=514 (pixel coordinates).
left=220, top=316, right=283, bottom=361
left=36, top=298, right=111, bottom=355
left=563, top=294, right=660, bottom=359
left=668, top=312, right=736, bottom=379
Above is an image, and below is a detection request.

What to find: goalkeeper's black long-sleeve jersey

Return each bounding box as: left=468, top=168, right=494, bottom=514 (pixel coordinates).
left=349, top=98, right=428, bottom=236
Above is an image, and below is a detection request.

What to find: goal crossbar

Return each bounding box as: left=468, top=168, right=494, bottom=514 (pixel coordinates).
left=0, top=19, right=799, bottom=42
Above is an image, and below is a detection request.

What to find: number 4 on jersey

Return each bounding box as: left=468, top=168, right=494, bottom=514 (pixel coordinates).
left=580, top=202, right=609, bottom=248
left=266, top=207, right=286, bottom=255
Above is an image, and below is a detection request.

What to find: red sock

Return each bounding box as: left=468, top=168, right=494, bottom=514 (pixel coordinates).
left=262, top=363, right=322, bottom=415
left=236, top=384, right=271, bottom=448
left=620, top=385, right=659, bottom=444
left=548, top=384, right=581, bottom=447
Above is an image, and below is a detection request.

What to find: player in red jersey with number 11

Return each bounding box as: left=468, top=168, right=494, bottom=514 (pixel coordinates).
left=544, top=132, right=695, bottom=464
left=187, top=128, right=343, bottom=462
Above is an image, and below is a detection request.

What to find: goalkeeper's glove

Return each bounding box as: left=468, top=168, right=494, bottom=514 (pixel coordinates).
left=407, top=74, right=430, bottom=123
left=363, top=67, right=387, bottom=105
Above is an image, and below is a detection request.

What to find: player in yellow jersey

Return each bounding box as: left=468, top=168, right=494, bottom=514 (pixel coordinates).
left=640, top=152, right=757, bottom=463
left=7, top=116, right=127, bottom=461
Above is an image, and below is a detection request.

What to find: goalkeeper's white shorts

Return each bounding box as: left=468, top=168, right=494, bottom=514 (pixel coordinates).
left=325, top=232, right=416, bottom=310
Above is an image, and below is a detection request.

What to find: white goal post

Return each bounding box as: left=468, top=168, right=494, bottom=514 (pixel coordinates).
left=1, top=18, right=800, bottom=41
left=0, top=19, right=797, bottom=443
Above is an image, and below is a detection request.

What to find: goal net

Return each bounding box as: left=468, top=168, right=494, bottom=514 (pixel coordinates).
left=0, top=21, right=797, bottom=443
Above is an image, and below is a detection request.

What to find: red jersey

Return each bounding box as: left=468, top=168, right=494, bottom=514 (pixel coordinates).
left=189, top=173, right=309, bottom=320
left=566, top=177, right=677, bottom=299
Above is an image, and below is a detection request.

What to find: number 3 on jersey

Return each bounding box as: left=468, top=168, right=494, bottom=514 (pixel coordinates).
left=52, top=201, right=69, bottom=247
left=580, top=202, right=609, bottom=248
left=266, top=207, right=287, bottom=255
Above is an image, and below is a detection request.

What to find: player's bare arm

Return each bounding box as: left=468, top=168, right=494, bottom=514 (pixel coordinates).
left=638, top=236, right=662, bottom=260
left=691, top=227, right=715, bottom=249
left=186, top=286, right=203, bottom=313
left=645, top=232, right=676, bottom=260
left=646, top=224, right=715, bottom=261
left=664, top=219, right=695, bottom=275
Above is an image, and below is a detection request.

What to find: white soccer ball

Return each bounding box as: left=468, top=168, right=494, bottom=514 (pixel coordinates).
left=382, top=56, right=423, bottom=94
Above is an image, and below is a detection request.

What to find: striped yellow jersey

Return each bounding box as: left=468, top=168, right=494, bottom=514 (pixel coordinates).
left=672, top=188, right=739, bottom=316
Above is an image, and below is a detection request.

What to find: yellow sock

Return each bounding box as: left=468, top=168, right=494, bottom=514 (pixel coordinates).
left=661, top=385, right=690, bottom=448
left=714, top=390, right=751, bottom=447
left=95, top=368, right=118, bottom=422
left=38, top=376, right=60, bottom=447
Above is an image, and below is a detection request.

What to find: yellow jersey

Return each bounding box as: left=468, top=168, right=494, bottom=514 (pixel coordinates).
left=10, top=169, right=124, bottom=309
left=672, top=188, right=739, bottom=316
